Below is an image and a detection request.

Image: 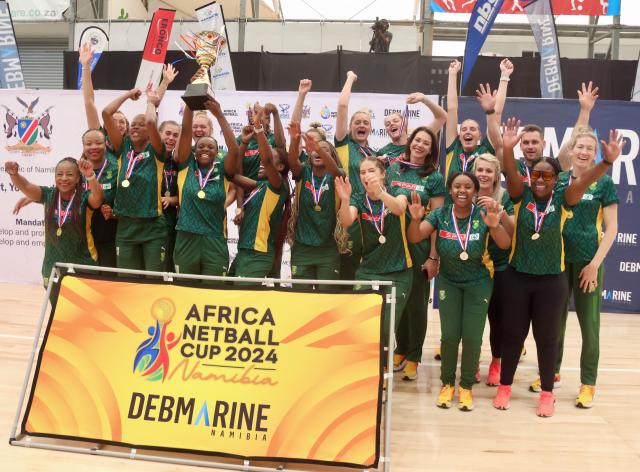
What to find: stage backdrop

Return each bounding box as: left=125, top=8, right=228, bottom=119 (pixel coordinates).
left=453, top=97, right=639, bottom=314
left=0, top=89, right=438, bottom=284
left=21, top=274, right=384, bottom=467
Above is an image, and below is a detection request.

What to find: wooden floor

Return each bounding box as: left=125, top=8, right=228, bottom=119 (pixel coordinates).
left=1, top=283, right=639, bottom=471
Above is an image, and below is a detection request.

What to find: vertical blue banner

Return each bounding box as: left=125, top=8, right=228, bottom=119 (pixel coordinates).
left=0, top=1, right=24, bottom=89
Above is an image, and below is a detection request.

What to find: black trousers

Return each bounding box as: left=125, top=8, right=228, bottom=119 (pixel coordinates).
left=488, top=269, right=508, bottom=359
left=500, top=266, right=569, bottom=392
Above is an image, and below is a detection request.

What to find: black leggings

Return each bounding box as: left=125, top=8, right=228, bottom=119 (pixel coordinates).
left=487, top=269, right=508, bottom=359
left=500, top=266, right=569, bottom=392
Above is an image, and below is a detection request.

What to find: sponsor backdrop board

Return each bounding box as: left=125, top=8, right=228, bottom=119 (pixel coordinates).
left=22, top=275, right=384, bottom=467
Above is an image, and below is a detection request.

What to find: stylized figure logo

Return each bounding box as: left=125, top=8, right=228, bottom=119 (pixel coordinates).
left=133, top=298, right=181, bottom=382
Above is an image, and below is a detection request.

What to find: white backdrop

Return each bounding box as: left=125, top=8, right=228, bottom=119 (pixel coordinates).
left=0, top=89, right=439, bottom=283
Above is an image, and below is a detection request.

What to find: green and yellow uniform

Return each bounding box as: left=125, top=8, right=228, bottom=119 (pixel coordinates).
left=555, top=172, right=618, bottom=386
left=236, top=132, right=276, bottom=180
left=39, top=187, right=96, bottom=286
left=377, top=142, right=406, bottom=167
left=351, top=188, right=413, bottom=349
left=291, top=165, right=340, bottom=282
left=173, top=154, right=231, bottom=277
left=488, top=191, right=514, bottom=272
left=161, top=152, right=179, bottom=271
left=113, top=136, right=167, bottom=271
left=84, top=153, right=118, bottom=267
left=235, top=180, right=289, bottom=279
left=425, top=204, right=495, bottom=389
left=444, top=136, right=494, bottom=182
left=389, top=164, right=446, bottom=363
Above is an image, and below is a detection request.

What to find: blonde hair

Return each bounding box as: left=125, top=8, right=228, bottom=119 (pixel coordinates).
left=193, top=111, right=213, bottom=134
left=307, top=122, right=326, bottom=140
left=472, top=153, right=504, bottom=202
left=570, top=126, right=598, bottom=150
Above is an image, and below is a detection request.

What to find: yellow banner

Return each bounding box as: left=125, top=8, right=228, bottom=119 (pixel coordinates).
left=23, top=275, right=384, bottom=468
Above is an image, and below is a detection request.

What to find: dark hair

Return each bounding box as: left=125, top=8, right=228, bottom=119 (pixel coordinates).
left=317, top=139, right=343, bottom=169
left=405, top=126, right=439, bottom=177
left=522, top=124, right=544, bottom=136
left=530, top=156, right=562, bottom=176
left=80, top=128, right=107, bottom=161
left=194, top=135, right=218, bottom=149
left=447, top=171, right=480, bottom=193
left=159, top=120, right=180, bottom=132
left=46, top=157, right=85, bottom=241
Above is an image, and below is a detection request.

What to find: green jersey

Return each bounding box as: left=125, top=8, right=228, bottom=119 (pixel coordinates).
left=377, top=142, right=406, bottom=166
left=517, top=159, right=532, bottom=186
left=335, top=135, right=376, bottom=195
left=293, top=165, right=337, bottom=248
left=425, top=204, right=494, bottom=284
left=162, top=152, right=179, bottom=227
left=84, top=154, right=118, bottom=244
left=558, top=171, right=618, bottom=263
left=444, top=136, right=494, bottom=182
left=487, top=191, right=514, bottom=271
left=176, top=154, right=231, bottom=248
left=388, top=165, right=446, bottom=265
left=238, top=180, right=289, bottom=253
left=114, top=137, right=165, bottom=218
left=39, top=186, right=96, bottom=281
left=350, top=188, right=412, bottom=275
left=509, top=185, right=572, bottom=275
left=236, top=132, right=276, bottom=180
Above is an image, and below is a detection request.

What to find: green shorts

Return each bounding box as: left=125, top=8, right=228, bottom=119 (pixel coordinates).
left=174, top=230, right=229, bottom=277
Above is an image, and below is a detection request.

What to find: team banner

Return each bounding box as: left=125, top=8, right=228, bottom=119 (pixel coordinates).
left=431, top=0, right=620, bottom=15
left=134, top=8, right=175, bottom=90
left=195, top=1, right=236, bottom=91
left=76, top=26, right=109, bottom=90
left=454, top=97, right=640, bottom=313
left=524, top=0, right=563, bottom=99
left=0, top=1, right=24, bottom=89
left=22, top=275, right=384, bottom=467
left=461, top=0, right=505, bottom=93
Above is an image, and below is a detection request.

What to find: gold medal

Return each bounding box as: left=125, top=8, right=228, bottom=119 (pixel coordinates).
left=314, top=205, right=321, bottom=212
left=56, top=228, right=62, bottom=237
left=121, top=179, right=130, bottom=188
left=164, top=191, right=171, bottom=197
left=379, top=235, right=386, bottom=244
left=531, top=233, right=540, bottom=240
left=459, top=251, right=469, bottom=261
left=197, top=190, right=206, bottom=199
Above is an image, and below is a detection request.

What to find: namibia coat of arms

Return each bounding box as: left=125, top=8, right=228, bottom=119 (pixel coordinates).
left=2, top=97, right=53, bottom=155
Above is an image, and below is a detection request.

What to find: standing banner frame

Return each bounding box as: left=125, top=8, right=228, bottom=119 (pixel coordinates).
left=10, top=263, right=396, bottom=472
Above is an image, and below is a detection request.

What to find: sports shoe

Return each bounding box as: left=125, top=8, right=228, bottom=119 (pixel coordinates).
left=519, top=346, right=527, bottom=363
left=436, top=384, right=454, bottom=409
left=537, top=391, right=555, bottom=417
left=475, top=364, right=481, bottom=384
left=493, top=385, right=512, bottom=410
left=529, top=373, right=561, bottom=393
left=576, top=384, right=596, bottom=409
left=393, top=353, right=407, bottom=372
left=434, top=347, right=441, bottom=361
left=402, top=361, right=418, bottom=381
left=486, top=360, right=501, bottom=386
left=458, top=387, right=474, bottom=411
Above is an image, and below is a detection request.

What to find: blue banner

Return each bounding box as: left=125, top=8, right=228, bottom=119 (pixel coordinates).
left=461, top=0, right=505, bottom=93
left=449, top=97, right=639, bottom=314
left=0, top=1, right=24, bottom=89
left=76, top=26, right=109, bottom=90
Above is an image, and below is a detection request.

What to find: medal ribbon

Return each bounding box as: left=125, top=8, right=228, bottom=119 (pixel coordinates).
left=164, top=169, right=174, bottom=192
left=365, top=194, right=385, bottom=237
left=310, top=173, right=328, bottom=206
left=396, top=159, right=422, bottom=169
left=83, top=159, right=108, bottom=190
left=524, top=165, right=531, bottom=186
left=532, top=191, right=554, bottom=235
left=57, top=190, right=77, bottom=230
left=451, top=204, right=474, bottom=254
left=197, top=166, right=216, bottom=191
left=357, top=144, right=375, bottom=158
left=459, top=152, right=477, bottom=172
left=399, top=104, right=409, bottom=135
left=242, top=185, right=263, bottom=208
left=124, top=150, right=144, bottom=180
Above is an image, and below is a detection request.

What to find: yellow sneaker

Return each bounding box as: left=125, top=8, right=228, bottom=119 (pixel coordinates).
left=458, top=387, right=474, bottom=411
left=436, top=384, right=454, bottom=409
left=529, top=373, right=561, bottom=393
left=434, top=347, right=441, bottom=361
left=393, top=353, right=407, bottom=372
left=402, top=361, right=418, bottom=381
left=576, top=384, right=596, bottom=409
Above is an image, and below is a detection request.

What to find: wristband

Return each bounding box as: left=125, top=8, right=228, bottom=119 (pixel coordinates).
left=485, top=109, right=496, bottom=115
left=427, top=256, right=439, bottom=262
left=500, top=77, right=510, bottom=82
left=85, top=173, right=96, bottom=181
left=253, top=126, right=264, bottom=134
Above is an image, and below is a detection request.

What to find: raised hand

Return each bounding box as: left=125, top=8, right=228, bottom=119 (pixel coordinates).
left=578, top=81, right=599, bottom=112
left=240, top=125, right=254, bottom=144
left=499, top=58, right=514, bottom=77
left=346, top=70, right=358, bottom=82
left=146, top=83, right=161, bottom=106
left=128, top=88, right=142, bottom=101
left=501, top=117, right=523, bottom=149
left=302, top=132, right=318, bottom=153
left=601, top=129, right=623, bottom=164
left=475, top=83, right=497, bottom=112
left=79, top=42, right=93, bottom=67
left=335, top=176, right=352, bottom=202
left=204, top=99, right=222, bottom=117
left=449, top=59, right=461, bottom=75
left=408, top=191, right=425, bottom=221
left=78, top=158, right=95, bottom=178
left=298, top=78, right=312, bottom=94
left=406, top=92, right=426, bottom=104
left=287, top=122, right=301, bottom=141
left=5, top=161, right=19, bottom=175
left=263, top=103, right=277, bottom=116
left=478, top=196, right=502, bottom=228
left=162, top=63, right=179, bottom=84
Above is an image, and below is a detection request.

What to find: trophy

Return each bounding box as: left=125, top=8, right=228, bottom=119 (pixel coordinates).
left=179, top=30, right=226, bottom=110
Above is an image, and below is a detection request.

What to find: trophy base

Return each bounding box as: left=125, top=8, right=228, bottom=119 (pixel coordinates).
left=181, top=83, right=215, bottom=111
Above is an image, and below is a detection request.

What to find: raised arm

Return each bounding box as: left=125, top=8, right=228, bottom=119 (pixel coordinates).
left=565, top=130, right=622, bottom=206
left=102, top=88, right=141, bottom=152
left=176, top=104, right=194, bottom=165
left=478, top=196, right=511, bottom=250
left=303, top=132, right=342, bottom=178
left=407, top=191, right=436, bottom=243
left=445, top=59, right=462, bottom=148
left=502, top=118, right=525, bottom=200
left=156, top=64, right=178, bottom=102
left=4, top=161, right=41, bottom=201
left=291, top=79, right=312, bottom=124
left=254, top=112, right=282, bottom=189
left=145, top=84, right=163, bottom=156
left=264, top=103, right=285, bottom=151
left=336, top=71, right=357, bottom=142
left=79, top=42, right=100, bottom=129
left=476, top=83, right=502, bottom=154
left=495, top=58, right=514, bottom=119
left=406, top=92, right=448, bottom=134
left=557, top=81, right=599, bottom=170
left=78, top=159, right=104, bottom=209
left=335, top=176, right=358, bottom=228
left=287, top=122, right=303, bottom=178
left=205, top=98, right=239, bottom=163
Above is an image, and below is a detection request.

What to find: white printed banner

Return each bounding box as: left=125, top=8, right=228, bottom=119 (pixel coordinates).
left=6, top=0, right=70, bottom=21
left=0, top=89, right=438, bottom=284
